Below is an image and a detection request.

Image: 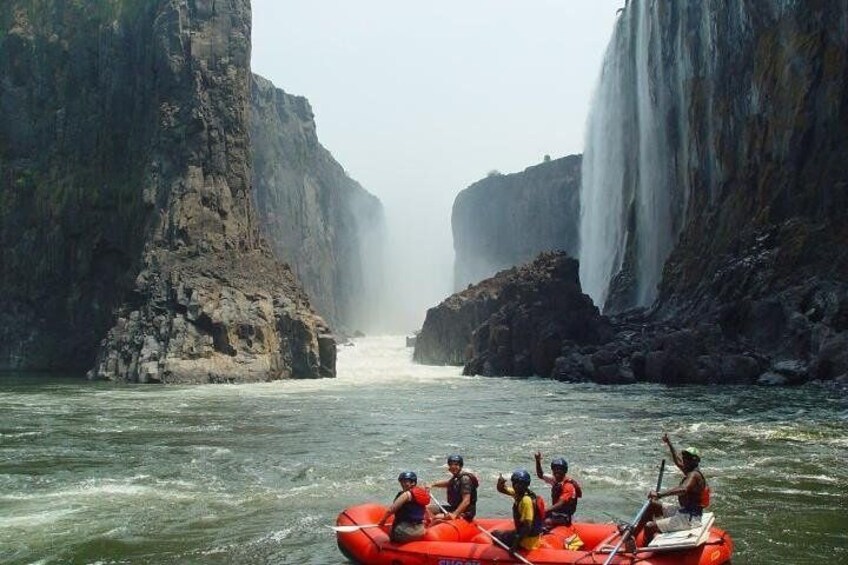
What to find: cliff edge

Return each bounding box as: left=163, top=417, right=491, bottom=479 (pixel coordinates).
left=0, top=0, right=335, bottom=382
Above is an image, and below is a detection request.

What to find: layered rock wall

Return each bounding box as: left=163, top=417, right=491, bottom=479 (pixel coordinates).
left=452, top=155, right=581, bottom=289
left=250, top=75, right=385, bottom=333
left=0, top=0, right=335, bottom=381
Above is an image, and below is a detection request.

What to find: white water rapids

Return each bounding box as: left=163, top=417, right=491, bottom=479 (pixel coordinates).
left=1, top=336, right=846, bottom=564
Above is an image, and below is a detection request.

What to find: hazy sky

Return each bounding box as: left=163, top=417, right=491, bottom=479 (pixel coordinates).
left=251, top=0, right=621, bottom=332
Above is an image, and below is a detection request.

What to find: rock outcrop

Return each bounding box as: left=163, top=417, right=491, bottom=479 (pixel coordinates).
left=250, top=75, right=385, bottom=333
left=414, top=251, right=772, bottom=386
left=414, top=252, right=612, bottom=377
left=0, top=0, right=335, bottom=381
left=452, top=155, right=581, bottom=289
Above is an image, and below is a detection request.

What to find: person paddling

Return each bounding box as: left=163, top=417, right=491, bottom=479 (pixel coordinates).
left=534, top=452, right=582, bottom=528
left=378, top=471, right=432, bottom=543
left=491, top=469, right=545, bottom=553
left=428, top=454, right=479, bottom=522
left=636, top=434, right=710, bottom=544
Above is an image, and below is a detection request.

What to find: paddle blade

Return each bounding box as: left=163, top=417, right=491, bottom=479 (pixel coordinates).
left=329, top=524, right=382, bottom=533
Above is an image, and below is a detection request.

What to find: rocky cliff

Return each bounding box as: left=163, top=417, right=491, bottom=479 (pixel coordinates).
left=414, top=252, right=611, bottom=377
left=452, top=155, right=581, bottom=289
left=600, top=0, right=847, bottom=384
left=250, top=75, right=385, bottom=333
left=422, top=1, right=847, bottom=387
left=581, top=1, right=847, bottom=317
left=0, top=0, right=335, bottom=382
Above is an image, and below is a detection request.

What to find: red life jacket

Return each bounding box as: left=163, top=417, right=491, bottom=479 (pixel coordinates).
left=680, top=470, right=708, bottom=514
left=394, top=487, right=431, bottom=524
left=551, top=476, right=582, bottom=517
left=699, top=472, right=711, bottom=508
left=410, top=486, right=431, bottom=506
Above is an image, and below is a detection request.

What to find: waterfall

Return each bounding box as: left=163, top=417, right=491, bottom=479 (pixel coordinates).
left=578, top=15, right=632, bottom=310
left=579, top=0, right=691, bottom=311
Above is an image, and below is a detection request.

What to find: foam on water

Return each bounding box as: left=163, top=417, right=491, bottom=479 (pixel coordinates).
left=0, top=336, right=845, bottom=564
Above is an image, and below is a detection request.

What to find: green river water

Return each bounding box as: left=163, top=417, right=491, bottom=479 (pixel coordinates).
left=1, top=336, right=846, bottom=564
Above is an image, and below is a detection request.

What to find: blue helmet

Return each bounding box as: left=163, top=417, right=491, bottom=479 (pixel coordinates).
left=447, top=454, right=464, bottom=466
left=510, top=469, right=531, bottom=485
left=398, top=471, right=418, bottom=484
left=551, top=457, right=568, bottom=473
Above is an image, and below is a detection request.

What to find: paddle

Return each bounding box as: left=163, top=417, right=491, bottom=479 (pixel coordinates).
left=328, top=524, right=383, bottom=533
left=430, top=492, right=536, bottom=565
left=602, top=459, right=666, bottom=565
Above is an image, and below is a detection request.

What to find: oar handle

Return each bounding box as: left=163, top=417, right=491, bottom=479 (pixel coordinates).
left=429, top=493, right=449, bottom=515
left=602, top=459, right=666, bottom=565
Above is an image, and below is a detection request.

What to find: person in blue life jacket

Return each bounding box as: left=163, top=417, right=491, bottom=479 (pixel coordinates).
left=534, top=452, right=582, bottom=528
left=635, top=434, right=710, bottom=544
left=492, top=469, right=545, bottom=552
left=427, top=454, right=479, bottom=522
left=378, top=471, right=433, bottom=543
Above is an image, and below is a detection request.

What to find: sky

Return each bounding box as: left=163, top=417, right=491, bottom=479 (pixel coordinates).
left=250, top=0, right=622, bottom=332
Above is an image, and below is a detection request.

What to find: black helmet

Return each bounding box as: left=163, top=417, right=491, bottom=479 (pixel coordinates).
left=550, top=457, right=568, bottom=473
left=447, top=454, right=464, bottom=466
left=398, top=471, right=417, bottom=484
left=510, top=469, right=531, bottom=485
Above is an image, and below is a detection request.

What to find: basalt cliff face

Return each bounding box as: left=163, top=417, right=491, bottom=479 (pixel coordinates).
left=452, top=155, right=580, bottom=290
left=582, top=0, right=847, bottom=327
left=0, top=0, right=335, bottom=382
left=638, top=0, right=846, bottom=385
left=250, top=75, right=385, bottom=333
left=414, top=252, right=611, bottom=377
left=650, top=1, right=848, bottom=383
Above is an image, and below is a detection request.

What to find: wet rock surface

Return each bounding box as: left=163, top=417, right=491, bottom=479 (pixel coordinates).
left=416, top=249, right=846, bottom=388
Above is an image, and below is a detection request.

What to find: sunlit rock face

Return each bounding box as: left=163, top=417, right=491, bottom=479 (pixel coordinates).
left=250, top=75, right=385, bottom=334
left=414, top=252, right=611, bottom=377
left=452, top=155, right=581, bottom=290
left=0, top=0, right=335, bottom=381
left=579, top=1, right=848, bottom=382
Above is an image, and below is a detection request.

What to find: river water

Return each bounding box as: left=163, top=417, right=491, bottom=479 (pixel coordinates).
left=1, top=336, right=846, bottom=564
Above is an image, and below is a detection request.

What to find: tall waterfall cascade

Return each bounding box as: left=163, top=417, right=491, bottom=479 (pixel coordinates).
left=579, top=0, right=714, bottom=311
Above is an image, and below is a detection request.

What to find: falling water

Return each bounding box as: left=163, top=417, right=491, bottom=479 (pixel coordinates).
left=578, top=14, right=633, bottom=310
left=579, top=0, right=693, bottom=310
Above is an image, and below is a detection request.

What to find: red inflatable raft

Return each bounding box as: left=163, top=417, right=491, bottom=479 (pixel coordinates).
left=335, top=503, right=733, bottom=565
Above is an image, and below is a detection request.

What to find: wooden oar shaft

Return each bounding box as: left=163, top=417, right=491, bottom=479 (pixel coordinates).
left=329, top=523, right=382, bottom=532
left=603, top=459, right=666, bottom=565
left=474, top=524, right=536, bottom=565
left=431, top=492, right=537, bottom=565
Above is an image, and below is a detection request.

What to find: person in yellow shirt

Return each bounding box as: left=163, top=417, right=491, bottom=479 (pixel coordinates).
left=492, top=469, right=544, bottom=552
